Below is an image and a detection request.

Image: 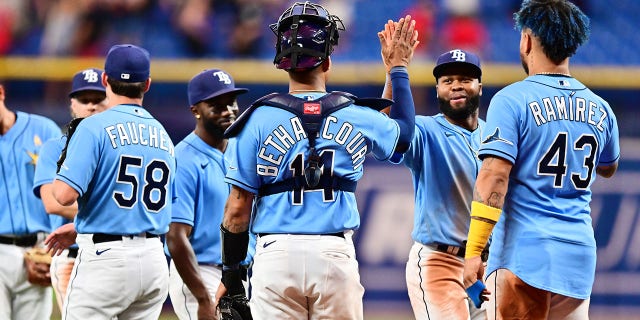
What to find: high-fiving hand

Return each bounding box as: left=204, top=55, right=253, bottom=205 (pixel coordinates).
left=378, top=15, right=420, bottom=73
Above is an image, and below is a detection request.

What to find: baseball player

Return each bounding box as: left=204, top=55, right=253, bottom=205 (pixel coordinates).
left=32, top=68, right=107, bottom=311
left=165, top=68, right=255, bottom=320
left=215, top=3, right=418, bottom=319
left=380, top=31, right=489, bottom=318
left=0, top=82, right=60, bottom=319
left=46, top=44, right=176, bottom=319
left=463, top=1, right=620, bottom=319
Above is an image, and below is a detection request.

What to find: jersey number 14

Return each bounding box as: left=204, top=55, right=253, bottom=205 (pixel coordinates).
left=290, top=150, right=335, bottom=205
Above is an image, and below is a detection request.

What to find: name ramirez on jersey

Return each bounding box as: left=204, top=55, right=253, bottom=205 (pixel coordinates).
left=105, top=122, right=174, bottom=156
left=527, top=95, right=609, bottom=131
left=258, top=115, right=367, bottom=176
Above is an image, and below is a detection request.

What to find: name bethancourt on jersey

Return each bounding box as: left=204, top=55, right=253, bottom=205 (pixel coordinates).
left=527, top=95, right=609, bottom=131
left=104, top=122, right=175, bottom=156
left=257, top=115, right=367, bottom=176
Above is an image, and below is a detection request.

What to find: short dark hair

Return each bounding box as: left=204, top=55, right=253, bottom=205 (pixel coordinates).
left=514, top=0, right=590, bottom=64
left=107, top=78, right=146, bottom=99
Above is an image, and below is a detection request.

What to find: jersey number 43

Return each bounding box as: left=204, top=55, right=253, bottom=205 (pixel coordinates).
left=537, top=132, right=598, bottom=190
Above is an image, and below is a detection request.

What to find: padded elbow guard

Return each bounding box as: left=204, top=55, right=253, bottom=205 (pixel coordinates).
left=221, top=224, right=249, bottom=266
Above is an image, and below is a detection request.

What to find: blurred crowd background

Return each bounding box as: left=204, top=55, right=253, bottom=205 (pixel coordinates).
left=1, top=0, right=638, bottom=64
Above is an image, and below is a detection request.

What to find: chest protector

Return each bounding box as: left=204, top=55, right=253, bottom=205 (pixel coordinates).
left=225, top=91, right=392, bottom=197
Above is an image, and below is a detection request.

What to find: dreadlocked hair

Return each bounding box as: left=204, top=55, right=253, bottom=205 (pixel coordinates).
left=514, top=0, right=590, bottom=64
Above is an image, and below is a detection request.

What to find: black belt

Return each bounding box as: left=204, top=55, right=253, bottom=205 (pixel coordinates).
left=434, top=243, right=466, bottom=258
left=0, top=234, right=39, bottom=247
left=433, top=242, right=489, bottom=262
left=68, top=247, right=79, bottom=258
left=258, top=232, right=344, bottom=238
left=92, top=232, right=159, bottom=244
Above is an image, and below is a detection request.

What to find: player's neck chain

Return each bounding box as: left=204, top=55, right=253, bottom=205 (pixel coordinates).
left=535, top=72, right=571, bottom=77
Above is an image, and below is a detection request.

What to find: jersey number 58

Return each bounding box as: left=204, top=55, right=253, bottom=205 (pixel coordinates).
left=113, top=155, right=170, bottom=212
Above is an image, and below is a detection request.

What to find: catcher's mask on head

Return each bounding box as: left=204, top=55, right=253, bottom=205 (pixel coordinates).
left=270, top=1, right=344, bottom=70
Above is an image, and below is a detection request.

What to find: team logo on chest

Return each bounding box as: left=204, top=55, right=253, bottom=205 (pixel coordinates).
left=26, top=134, right=43, bottom=166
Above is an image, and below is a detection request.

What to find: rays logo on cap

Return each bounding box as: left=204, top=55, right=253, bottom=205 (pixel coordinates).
left=450, top=49, right=467, bottom=61
left=433, top=48, right=482, bottom=80
left=83, top=69, right=100, bottom=83
left=213, top=71, right=232, bottom=84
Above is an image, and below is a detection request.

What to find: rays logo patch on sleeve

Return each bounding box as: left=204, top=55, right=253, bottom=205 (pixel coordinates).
left=303, top=102, right=321, bottom=115
left=482, top=128, right=514, bottom=145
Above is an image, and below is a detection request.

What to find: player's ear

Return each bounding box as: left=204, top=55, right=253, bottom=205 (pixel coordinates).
left=143, top=78, right=151, bottom=93
left=101, top=72, right=108, bottom=87
left=322, top=57, right=331, bottom=72
left=190, top=105, right=199, bottom=119
left=520, top=29, right=532, bottom=56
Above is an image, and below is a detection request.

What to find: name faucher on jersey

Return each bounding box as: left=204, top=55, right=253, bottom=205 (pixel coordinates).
left=257, top=115, right=369, bottom=176
left=104, top=121, right=175, bottom=155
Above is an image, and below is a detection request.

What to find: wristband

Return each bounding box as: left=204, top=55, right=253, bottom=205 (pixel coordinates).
left=220, top=224, right=249, bottom=266
left=466, top=280, right=485, bottom=308
left=466, top=201, right=501, bottom=258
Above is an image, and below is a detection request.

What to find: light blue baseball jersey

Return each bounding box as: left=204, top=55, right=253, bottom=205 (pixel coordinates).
left=33, top=136, right=71, bottom=230
left=391, top=114, right=485, bottom=247
left=479, top=75, right=620, bottom=299
left=225, top=92, right=400, bottom=234
left=164, top=132, right=254, bottom=265
left=56, top=104, right=176, bottom=235
left=0, top=111, right=60, bottom=235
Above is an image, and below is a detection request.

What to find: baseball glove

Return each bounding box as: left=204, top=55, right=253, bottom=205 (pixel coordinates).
left=23, top=247, right=52, bottom=286
left=57, top=117, right=84, bottom=173
left=218, top=294, right=252, bottom=320
left=24, top=246, right=52, bottom=264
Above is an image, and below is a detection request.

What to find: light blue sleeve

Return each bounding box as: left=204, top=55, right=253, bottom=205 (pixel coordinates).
left=55, top=122, right=100, bottom=196
left=224, top=133, right=260, bottom=194
left=367, top=109, right=400, bottom=161
left=478, top=92, right=520, bottom=163
left=33, top=137, right=64, bottom=198
left=389, top=119, right=427, bottom=169
left=598, top=104, right=620, bottom=165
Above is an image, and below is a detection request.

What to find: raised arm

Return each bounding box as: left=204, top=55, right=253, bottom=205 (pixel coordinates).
left=382, top=15, right=419, bottom=153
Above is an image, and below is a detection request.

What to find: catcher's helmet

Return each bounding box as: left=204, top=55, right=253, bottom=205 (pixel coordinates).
left=270, top=1, right=344, bottom=70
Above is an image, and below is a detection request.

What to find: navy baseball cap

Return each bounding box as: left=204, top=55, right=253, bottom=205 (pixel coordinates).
left=104, top=44, right=150, bottom=83
left=69, top=68, right=106, bottom=97
left=433, top=49, right=482, bottom=80
left=188, top=69, right=248, bottom=106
